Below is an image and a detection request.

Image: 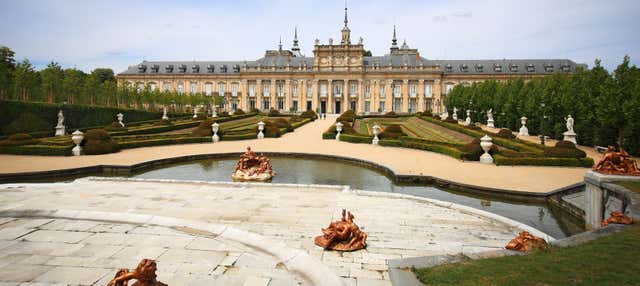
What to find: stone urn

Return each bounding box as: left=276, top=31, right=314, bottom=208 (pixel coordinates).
left=161, top=107, right=169, bottom=120
left=518, top=116, right=529, bottom=136
left=479, top=135, right=493, bottom=164
left=257, top=121, right=265, bottom=139
left=211, top=122, right=220, bottom=143
left=117, top=113, right=124, bottom=127
left=372, top=124, right=381, bottom=145
left=464, top=110, right=471, bottom=126
left=335, top=122, right=344, bottom=140
left=71, top=130, right=84, bottom=156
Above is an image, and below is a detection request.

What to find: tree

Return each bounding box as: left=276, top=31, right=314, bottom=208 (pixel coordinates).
left=62, top=68, right=86, bottom=104
left=12, top=59, right=38, bottom=101
left=0, top=46, right=16, bottom=99
left=91, top=68, right=115, bottom=83
left=363, top=50, right=372, bottom=56
left=40, top=61, right=64, bottom=103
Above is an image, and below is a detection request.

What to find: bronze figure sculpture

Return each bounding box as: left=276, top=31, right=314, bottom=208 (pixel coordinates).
left=602, top=211, right=634, bottom=226
left=593, top=146, right=640, bottom=176
left=505, top=231, right=548, bottom=252
left=231, top=147, right=276, bottom=182
left=315, top=209, right=368, bottom=252
left=107, top=259, right=167, bottom=286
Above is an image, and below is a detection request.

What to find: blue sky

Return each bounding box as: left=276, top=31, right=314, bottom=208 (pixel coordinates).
left=0, top=0, right=638, bottom=73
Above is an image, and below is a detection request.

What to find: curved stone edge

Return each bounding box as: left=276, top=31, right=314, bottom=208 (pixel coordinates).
left=0, top=208, right=345, bottom=286
left=347, top=188, right=556, bottom=242
left=0, top=151, right=557, bottom=197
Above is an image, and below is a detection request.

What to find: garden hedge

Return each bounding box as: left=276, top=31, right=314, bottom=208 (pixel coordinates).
left=494, top=155, right=594, bottom=167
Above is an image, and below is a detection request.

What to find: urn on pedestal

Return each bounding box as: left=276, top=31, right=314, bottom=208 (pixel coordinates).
left=372, top=124, right=381, bottom=145
left=257, top=121, right=265, bottom=139
left=161, top=107, right=169, bottom=120
left=335, top=122, right=344, bottom=140
left=518, top=116, right=529, bottom=136
left=71, top=130, right=84, bottom=156
left=479, top=135, right=494, bottom=164
left=464, top=110, right=471, bottom=126
left=211, top=122, right=220, bottom=142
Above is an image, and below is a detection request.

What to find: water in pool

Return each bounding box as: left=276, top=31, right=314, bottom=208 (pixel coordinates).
left=130, top=157, right=584, bottom=238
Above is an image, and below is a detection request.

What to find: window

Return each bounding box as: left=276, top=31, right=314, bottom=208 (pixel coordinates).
left=205, top=83, right=212, bottom=96
left=409, top=98, right=417, bottom=113
left=163, top=82, right=171, bottom=92
left=425, top=98, right=433, bottom=112
left=320, top=83, right=328, bottom=97
left=277, top=98, right=284, bottom=110
left=475, top=64, right=484, bottom=72
left=364, top=84, right=370, bottom=98
left=393, top=83, right=401, bottom=98
left=379, top=84, right=386, bottom=97
left=494, top=64, right=502, bottom=72
left=364, top=101, right=370, bottom=113
left=292, top=83, right=298, bottom=97
left=425, top=84, right=433, bottom=98
left=249, top=99, right=256, bottom=110
left=231, top=83, right=238, bottom=97
left=526, top=64, right=535, bottom=72
left=561, top=64, right=571, bottom=72
left=190, top=82, right=197, bottom=94
left=177, top=83, right=184, bottom=94
left=460, top=64, right=469, bottom=72
left=445, top=64, right=453, bottom=72
left=292, top=100, right=298, bottom=112
left=277, top=81, right=284, bottom=97
left=333, top=83, right=343, bottom=96
left=349, top=82, right=357, bottom=97
left=263, top=99, right=270, bottom=110
left=409, top=84, right=417, bottom=98
left=218, top=82, right=226, bottom=95
left=149, top=82, right=157, bottom=92
left=136, top=82, right=144, bottom=93
left=445, top=83, right=454, bottom=94
left=394, top=98, right=402, bottom=112
left=263, top=82, right=270, bottom=97
left=509, top=64, right=519, bottom=72
left=249, top=83, right=256, bottom=97
left=307, top=82, right=313, bottom=98
left=379, top=101, right=385, bottom=112
left=544, top=64, right=554, bottom=73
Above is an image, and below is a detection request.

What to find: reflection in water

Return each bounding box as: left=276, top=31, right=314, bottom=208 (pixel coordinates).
left=131, top=157, right=584, bottom=238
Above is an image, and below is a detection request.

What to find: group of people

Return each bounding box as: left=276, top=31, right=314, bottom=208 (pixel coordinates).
left=314, top=209, right=368, bottom=251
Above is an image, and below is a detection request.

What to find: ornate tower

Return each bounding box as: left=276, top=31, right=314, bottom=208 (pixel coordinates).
left=341, top=4, right=351, bottom=45
left=291, top=27, right=303, bottom=57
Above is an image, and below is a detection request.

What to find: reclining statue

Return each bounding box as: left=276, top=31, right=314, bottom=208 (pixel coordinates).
left=315, top=209, right=368, bottom=252
left=107, top=259, right=167, bottom=286
left=505, top=231, right=548, bottom=252
left=593, top=146, right=640, bottom=176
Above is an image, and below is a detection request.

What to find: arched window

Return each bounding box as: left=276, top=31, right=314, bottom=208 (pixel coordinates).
left=205, top=82, right=213, bottom=96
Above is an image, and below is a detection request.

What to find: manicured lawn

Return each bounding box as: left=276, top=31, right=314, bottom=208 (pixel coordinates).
left=414, top=226, right=640, bottom=286
left=615, top=181, right=640, bottom=193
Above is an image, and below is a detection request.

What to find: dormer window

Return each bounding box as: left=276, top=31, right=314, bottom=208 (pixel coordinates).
left=509, top=64, right=519, bottom=72
left=445, top=64, right=453, bottom=72
left=221, top=65, right=228, bottom=73
left=192, top=65, right=200, bottom=73
left=150, top=65, right=159, bottom=73
left=544, top=64, right=554, bottom=73
left=178, top=64, right=187, bottom=73
left=137, top=64, right=147, bottom=73
left=460, top=64, right=469, bottom=72
left=561, top=64, right=571, bottom=72
left=494, top=64, right=502, bottom=72
left=526, top=64, right=535, bottom=72
left=475, top=64, right=484, bottom=72
left=207, top=65, right=215, bottom=73
left=165, top=65, right=174, bottom=73
left=233, top=64, right=240, bottom=72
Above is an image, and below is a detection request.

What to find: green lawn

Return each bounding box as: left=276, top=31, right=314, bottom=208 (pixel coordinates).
left=414, top=226, right=640, bottom=286
left=615, top=181, right=640, bottom=193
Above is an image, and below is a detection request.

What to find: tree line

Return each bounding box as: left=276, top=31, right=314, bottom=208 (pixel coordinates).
left=444, top=56, right=640, bottom=155
left=0, top=46, right=221, bottom=112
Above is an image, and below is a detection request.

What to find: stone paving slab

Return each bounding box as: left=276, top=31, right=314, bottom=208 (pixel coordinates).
left=0, top=178, right=542, bottom=285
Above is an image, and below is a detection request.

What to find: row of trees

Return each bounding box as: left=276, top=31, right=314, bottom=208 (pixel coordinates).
left=0, top=46, right=222, bottom=112
left=444, top=56, right=640, bottom=155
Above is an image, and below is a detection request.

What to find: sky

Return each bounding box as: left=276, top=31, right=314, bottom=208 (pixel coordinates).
left=0, top=0, right=638, bottom=73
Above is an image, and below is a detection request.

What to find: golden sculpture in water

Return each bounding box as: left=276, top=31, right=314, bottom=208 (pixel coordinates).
left=107, top=259, right=167, bottom=286
left=315, top=209, right=368, bottom=252
left=505, top=231, right=548, bottom=252
left=593, top=146, right=640, bottom=176
left=231, top=147, right=276, bottom=182
left=602, top=211, right=634, bottom=226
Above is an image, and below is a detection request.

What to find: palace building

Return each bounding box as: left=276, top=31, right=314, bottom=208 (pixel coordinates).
left=117, top=6, right=583, bottom=115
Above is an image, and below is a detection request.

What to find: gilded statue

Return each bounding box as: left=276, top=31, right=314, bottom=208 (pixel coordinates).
left=602, top=211, right=634, bottom=226
left=231, top=147, right=276, bottom=181
left=314, top=209, right=368, bottom=252
left=593, top=146, right=640, bottom=176
left=505, top=231, right=548, bottom=252
left=107, top=259, right=167, bottom=286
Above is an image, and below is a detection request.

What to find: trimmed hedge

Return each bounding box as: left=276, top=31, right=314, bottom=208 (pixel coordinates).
left=117, top=136, right=210, bottom=149
left=83, top=129, right=119, bottom=155
left=339, top=133, right=373, bottom=144
left=401, top=141, right=465, bottom=160
left=104, top=122, right=127, bottom=132
left=461, top=138, right=498, bottom=161
left=2, top=112, right=51, bottom=135
left=301, top=109, right=318, bottom=120
left=268, top=109, right=280, bottom=117
left=337, top=110, right=356, bottom=123
left=494, top=155, right=594, bottom=167
left=0, top=100, right=162, bottom=136
left=379, top=124, right=405, bottom=139
left=0, top=144, right=72, bottom=156
left=496, top=128, right=516, bottom=139
left=0, top=133, right=39, bottom=146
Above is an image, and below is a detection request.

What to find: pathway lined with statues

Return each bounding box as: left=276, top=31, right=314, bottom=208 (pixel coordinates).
left=0, top=177, right=544, bottom=285
left=0, top=115, right=591, bottom=193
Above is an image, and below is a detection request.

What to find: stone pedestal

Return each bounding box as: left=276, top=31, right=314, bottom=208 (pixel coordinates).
left=479, top=135, right=493, bottom=164
left=563, top=131, right=577, bottom=144
left=55, top=125, right=66, bottom=136
left=487, top=119, right=495, bottom=128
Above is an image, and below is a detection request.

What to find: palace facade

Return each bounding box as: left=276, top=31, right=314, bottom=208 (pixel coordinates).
left=117, top=7, right=583, bottom=115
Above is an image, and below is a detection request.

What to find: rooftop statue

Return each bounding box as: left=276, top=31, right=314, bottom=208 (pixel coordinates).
left=107, top=259, right=167, bottom=286
left=231, top=147, right=276, bottom=182
left=593, top=146, right=640, bottom=176
left=505, top=231, right=548, bottom=252
left=315, top=209, right=368, bottom=252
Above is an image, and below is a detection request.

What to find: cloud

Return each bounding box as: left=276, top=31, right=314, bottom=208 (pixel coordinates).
left=0, top=0, right=638, bottom=73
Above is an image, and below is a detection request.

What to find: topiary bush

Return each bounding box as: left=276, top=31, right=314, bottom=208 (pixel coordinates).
left=192, top=118, right=214, bottom=137
left=544, top=141, right=587, bottom=158
left=301, top=109, right=318, bottom=120
left=466, top=124, right=482, bottom=131
left=153, top=119, right=173, bottom=126
left=496, top=128, right=516, bottom=139
left=218, top=111, right=230, bottom=117
left=104, top=122, right=127, bottom=132
left=253, top=120, right=281, bottom=137
left=0, top=133, right=39, bottom=146
left=268, top=109, right=280, bottom=117
left=272, top=118, right=293, bottom=132
left=379, top=124, right=405, bottom=139
left=460, top=138, right=498, bottom=161
left=250, top=108, right=262, bottom=115
left=83, top=129, right=119, bottom=155
left=385, top=111, right=397, bottom=116
left=337, top=110, right=356, bottom=123
left=2, top=112, right=51, bottom=135
left=234, top=109, right=245, bottom=115
left=555, top=140, right=576, bottom=149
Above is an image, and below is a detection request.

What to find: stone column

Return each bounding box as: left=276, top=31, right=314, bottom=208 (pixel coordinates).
left=385, top=80, right=393, bottom=112
left=343, top=80, right=349, bottom=113
left=418, top=79, right=425, bottom=112
left=256, top=79, right=262, bottom=111
left=270, top=79, right=276, bottom=110
left=284, top=79, right=291, bottom=112
left=327, top=79, right=333, bottom=114
left=433, top=79, right=442, bottom=113
left=311, top=80, right=319, bottom=112
left=402, top=79, right=409, bottom=113
left=357, top=79, right=364, bottom=113
left=241, top=79, right=248, bottom=111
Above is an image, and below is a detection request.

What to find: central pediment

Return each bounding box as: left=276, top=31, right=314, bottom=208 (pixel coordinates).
left=313, top=44, right=365, bottom=72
